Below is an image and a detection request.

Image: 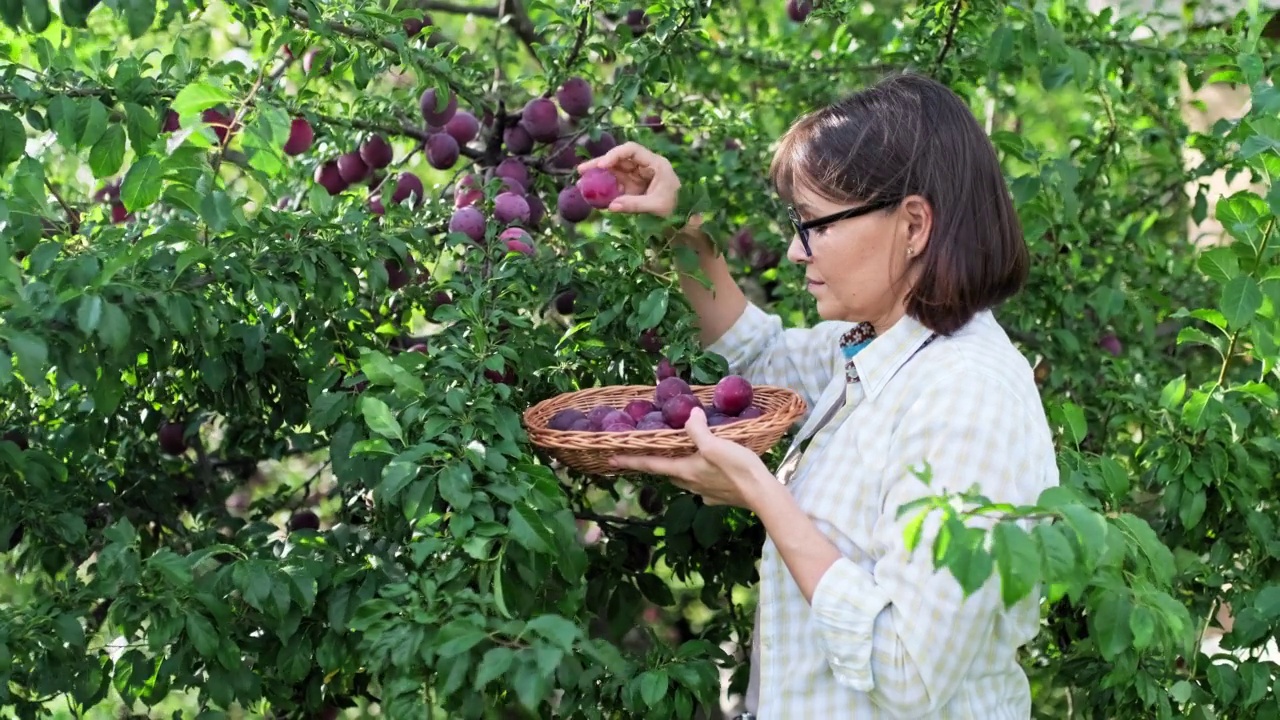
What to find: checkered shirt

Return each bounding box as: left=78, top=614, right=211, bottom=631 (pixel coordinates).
left=707, top=302, right=1058, bottom=719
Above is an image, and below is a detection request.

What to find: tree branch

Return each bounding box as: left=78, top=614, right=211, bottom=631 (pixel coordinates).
left=285, top=6, right=488, bottom=112
left=417, top=1, right=499, bottom=16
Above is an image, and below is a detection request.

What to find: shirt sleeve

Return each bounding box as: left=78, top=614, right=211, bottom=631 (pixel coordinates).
left=807, top=369, right=1050, bottom=716
left=704, top=301, right=854, bottom=421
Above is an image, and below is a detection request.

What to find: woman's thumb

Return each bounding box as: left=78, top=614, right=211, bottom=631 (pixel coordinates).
left=684, top=407, right=713, bottom=447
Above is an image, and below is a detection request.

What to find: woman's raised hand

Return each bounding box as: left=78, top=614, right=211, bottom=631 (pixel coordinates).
left=576, top=142, right=681, bottom=217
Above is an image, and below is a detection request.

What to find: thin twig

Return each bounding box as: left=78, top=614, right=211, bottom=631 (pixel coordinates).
left=574, top=510, right=659, bottom=528
left=932, top=0, right=965, bottom=73
left=44, top=180, right=80, bottom=233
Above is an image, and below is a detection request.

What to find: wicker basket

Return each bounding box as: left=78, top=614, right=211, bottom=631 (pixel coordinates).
left=522, top=384, right=807, bottom=476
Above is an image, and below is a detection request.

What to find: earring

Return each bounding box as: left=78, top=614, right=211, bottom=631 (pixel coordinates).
left=906, top=247, right=914, bottom=256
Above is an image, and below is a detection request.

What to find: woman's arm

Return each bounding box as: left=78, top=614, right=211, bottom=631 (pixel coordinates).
left=675, top=224, right=855, bottom=416
left=746, top=369, right=1052, bottom=716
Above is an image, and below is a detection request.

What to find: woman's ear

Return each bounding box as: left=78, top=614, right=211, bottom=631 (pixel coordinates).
left=900, top=195, right=933, bottom=254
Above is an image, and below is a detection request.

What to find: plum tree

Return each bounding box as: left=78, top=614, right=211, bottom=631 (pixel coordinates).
left=287, top=510, right=321, bottom=532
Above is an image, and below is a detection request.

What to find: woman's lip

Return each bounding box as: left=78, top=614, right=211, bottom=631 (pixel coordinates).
left=807, top=280, right=825, bottom=286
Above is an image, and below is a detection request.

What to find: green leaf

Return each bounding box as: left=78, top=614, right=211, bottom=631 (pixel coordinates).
left=438, top=462, right=473, bottom=511
left=78, top=98, right=110, bottom=148
left=148, top=549, right=192, bottom=588
left=171, top=81, right=234, bottom=117
left=359, top=396, right=403, bottom=442
left=1221, top=276, right=1263, bottom=329
left=1196, top=246, right=1238, bottom=283
left=1059, top=505, right=1107, bottom=570
left=992, top=522, right=1041, bottom=608
left=120, top=155, right=163, bottom=212
left=98, top=302, right=130, bottom=350
left=1032, top=522, right=1076, bottom=582
left=635, top=288, right=669, bottom=330
left=6, top=330, right=48, bottom=384
left=22, top=0, right=49, bottom=32
left=509, top=504, right=553, bottom=554
left=526, top=614, right=578, bottom=650
left=0, top=111, right=24, bottom=170
left=639, top=669, right=669, bottom=706
left=185, top=611, right=219, bottom=657
left=76, top=295, right=103, bottom=334
left=88, top=125, right=126, bottom=178
left=1129, top=605, right=1156, bottom=650
left=474, top=647, right=515, bottom=688
left=0, top=0, right=20, bottom=29
left=1097, top=457, right=1129, bottom=496
left=1180, top=488, right=1207, bottom=529
left=1058, top=402, right=1086, bottom=445
left=119, top=0, right=155, bottom=37
left=1159, top=375, right=1187, bottom=411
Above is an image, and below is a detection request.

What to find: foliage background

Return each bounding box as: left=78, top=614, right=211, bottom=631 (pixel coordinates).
left=1, top=0, right=1279, bottom=718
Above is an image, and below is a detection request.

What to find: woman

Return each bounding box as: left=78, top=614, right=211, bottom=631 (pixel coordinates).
left=579, top=72, right=1058, bottom=718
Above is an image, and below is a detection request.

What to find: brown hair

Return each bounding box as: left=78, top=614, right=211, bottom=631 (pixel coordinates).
left=768, top=72, right=1028, bottom=336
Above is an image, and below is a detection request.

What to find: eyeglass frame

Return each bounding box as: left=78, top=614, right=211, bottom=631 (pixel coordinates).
left=787, top=197, right=903, bottom=257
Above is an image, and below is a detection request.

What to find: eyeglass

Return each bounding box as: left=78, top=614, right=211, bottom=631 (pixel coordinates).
left=787, top=197, right=902, bottom=257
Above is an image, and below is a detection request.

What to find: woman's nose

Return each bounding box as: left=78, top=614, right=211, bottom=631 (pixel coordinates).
left=785, top=233, right=809, bottom=264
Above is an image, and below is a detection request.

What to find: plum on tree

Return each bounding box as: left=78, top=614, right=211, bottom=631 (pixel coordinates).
left=639, top=329, right=662, bottom=354
left=337, top=152, right=370, bottom=184
left=638, top=485, right=664, bottom=514
left=315, top=161, right=348, bottom=195
left=420, top=88, right=458, bottom=126
left=494, top=192, right=531, bottom=224
left=520, top=98, right=560, bottom=142
left=283, top=117, right=313, bottom=156
left=386, top=257, right=414, bottom=290
left=787, top=0, right=814, bottom=22
left=203, top=108, right=237, bottom=143
left=450, top=206, right=487, bottom=242
left=391, top=172, right=424, bottom=205
left=501, top=228, right=534, bottom=256
left=426, top=133, right=460, bottom=169
left=554, top=289, right=576, bottom=314
left=402, top=12, right=432, bottom=36
left=495, top=158, right=529, bottom=189
left=359, top=134, right=394, bottom=168
left=557, top=186, right=592, bottom=223
left=556, top=77, right=593, bottom=117
left=585, top=131, right=617, bottom=158
left=367, top=194, right=385, bottom=215
left=287, top=510, right=321, bottom=532
left=444, top=110, right=480, bottom=144
left=158, top=422, right=187, bottom=455
left=302, top=47, right=331, bottom=74
left=526, top=193, right=547, bottom=225
left=162, top=109, right=180, bottom=132
left=454, top=174, right=484, bottom=207
left=504, top=124, right=534, bottom=154
left=1099, top=334, right=1123, bottom=356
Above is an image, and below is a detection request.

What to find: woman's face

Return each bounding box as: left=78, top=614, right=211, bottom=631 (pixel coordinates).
left=784, top=182, right=931, bottom=333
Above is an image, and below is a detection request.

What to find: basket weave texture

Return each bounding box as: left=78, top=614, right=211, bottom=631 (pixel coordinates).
left=522, top=384, right=807, bottom=476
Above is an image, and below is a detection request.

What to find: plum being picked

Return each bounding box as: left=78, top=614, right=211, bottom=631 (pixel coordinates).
left=577, top=168, right=622, bottom=209
left=713, top=375, right=754, bottom=415
left=655, top=376, right=692, bottom=405
left=662, top=394, right=702, bottom=429
left=548, top=408, right=588, bottom=430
